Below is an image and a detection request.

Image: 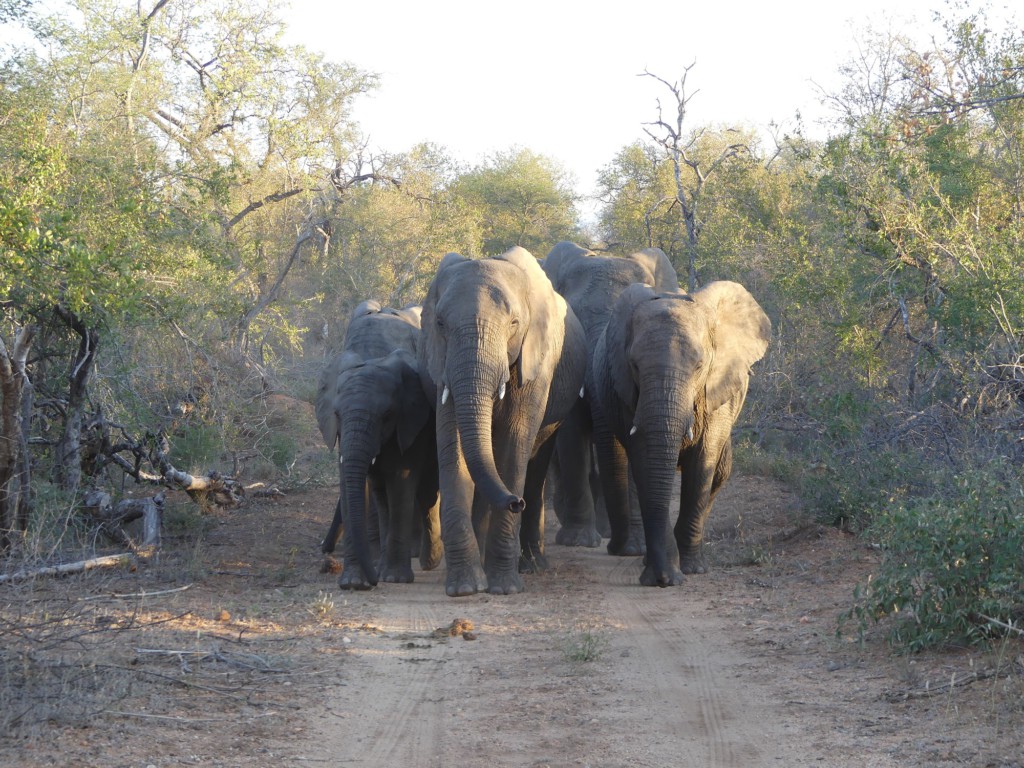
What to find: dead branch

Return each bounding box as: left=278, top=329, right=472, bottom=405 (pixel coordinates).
left=78, top=583, right=193, bottom=601
left=885, top=668, right=997, bottom=701
left=82, top=490, right=164, bottom=548
left=0, top=553, right=135, bottom=584
left=90, top=417, right=244, bottom=509
left=981, top=614, right=1024, bottom=638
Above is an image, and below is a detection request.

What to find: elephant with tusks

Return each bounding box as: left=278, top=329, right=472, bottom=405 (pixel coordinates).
left=419, top=247, right=586, bottom=596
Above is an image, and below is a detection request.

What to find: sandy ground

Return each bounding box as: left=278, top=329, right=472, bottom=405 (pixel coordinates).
left=1, top=475, right=1021, bottom=768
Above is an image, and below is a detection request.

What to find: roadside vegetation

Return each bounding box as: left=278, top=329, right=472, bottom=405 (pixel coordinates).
left=2, top=0, right=1021, bottom=657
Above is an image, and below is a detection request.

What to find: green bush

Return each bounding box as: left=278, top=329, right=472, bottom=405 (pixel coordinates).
left=169, top=424, right=223, bottom=472
left=844, top=462, right=1024, bottom=651
left=800, top=447, right=932, bottom=531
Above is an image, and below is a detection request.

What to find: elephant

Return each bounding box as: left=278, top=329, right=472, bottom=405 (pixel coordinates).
left=541, top=241, right=680, bottom=555
left=315, top=301, right=441, bottom=589
left=591, top=281, right=771, bottom=587
left=419, top=246, right=586, bottom=596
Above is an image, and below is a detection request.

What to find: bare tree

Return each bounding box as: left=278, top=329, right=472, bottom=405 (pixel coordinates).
left=640, top=65, right=747, bottom=290
left=0, top=324, right=36, bottom=548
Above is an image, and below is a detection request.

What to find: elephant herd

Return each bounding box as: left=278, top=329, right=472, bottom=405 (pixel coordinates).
left=315, top=242, right=771, bottom=597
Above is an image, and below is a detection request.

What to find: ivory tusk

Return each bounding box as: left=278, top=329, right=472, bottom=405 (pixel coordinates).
left=629, top=425, right=638, bottom=436
left=686, top=425, right=694, bottom=441
left=441, top=385, right=450, bottom=405
left=498, top=381, right=506, bottom=400
left=338, top=454, right=343, bottom=465
left=579, top=385, right=585, bottom=398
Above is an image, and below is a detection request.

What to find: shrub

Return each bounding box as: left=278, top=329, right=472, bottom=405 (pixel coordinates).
left=844, top=462, right=1024, bottom=651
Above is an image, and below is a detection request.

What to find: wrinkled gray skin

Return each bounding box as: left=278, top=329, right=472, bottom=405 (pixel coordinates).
left=315, top=301, right=441, bottom=590
left=420, top=247, right=586, bottom=597
left=541, top=241, right=680, bottom=555
left=592, top=282, right=771, bottom=587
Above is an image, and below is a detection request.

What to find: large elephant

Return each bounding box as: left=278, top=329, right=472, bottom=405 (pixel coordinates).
left=315, top=302, right=440, bottom=589
left=592, top=281, right=771, bottom=587
left=420, top=247, right=586, bottom=596
left=541, top=241, right=680, bottom=555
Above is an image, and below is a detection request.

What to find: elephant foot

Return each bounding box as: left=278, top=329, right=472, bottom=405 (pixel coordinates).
left=680, top=553, right=708, bottom=574
left=555, top=524, right=603, bottom=548
left=379, top=561, right=415, bottom=583
left=338, top=564, right=375, bottom=591
left=486, top=568, right=525, bottom=595
left=607, top=533, right=646, bottom=557
left=419, top=538, right=444, bottom=571
left=639, top=564, right=685, bottom=587
left=518, top=548, right=550, bottom=574
left=445, top=562, right=488, bottom=597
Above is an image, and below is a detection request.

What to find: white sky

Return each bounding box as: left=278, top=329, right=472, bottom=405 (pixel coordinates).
left=282, top=0, right=1012, bottom=211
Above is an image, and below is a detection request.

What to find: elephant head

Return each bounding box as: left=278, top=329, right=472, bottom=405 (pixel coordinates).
left=342, top=301, right=421, bottom=361
left=625, top=247, right=680, bottom=294
left=605, top=281, right=770, bottom=442
left=315, top=349, right=432, bottom=586
left=420, top=247, right=568, bottom=514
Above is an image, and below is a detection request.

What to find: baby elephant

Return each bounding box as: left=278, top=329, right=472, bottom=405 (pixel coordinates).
left=315, top=302, right=441, bottom=589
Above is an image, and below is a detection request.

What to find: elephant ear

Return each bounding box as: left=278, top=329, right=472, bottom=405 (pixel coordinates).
left=315, top=351, right=362, bottom=449
left=394, top=304, right=423, bottom=329
left=604, top=283, right=659, bottom=408
left=420, top=252, right=469, bottom=388
left=628, top=247, right=680, bottom=293
left=393, top=351, right=432, bottom=453
left=496, top=246, right=565, bottom=382
left=693, top=281, right=772, bottom=412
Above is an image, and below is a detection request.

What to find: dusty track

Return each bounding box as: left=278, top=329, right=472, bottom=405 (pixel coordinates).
left=2, top=475, right=1021, bottom=768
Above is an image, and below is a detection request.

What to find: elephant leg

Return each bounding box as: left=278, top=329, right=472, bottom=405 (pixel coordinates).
left=338, top=480, right=377, bottom=590
left=591, top=448, right=610, bottom=538
left=630, top=457, right=684, bottom=588
left=482, top=421, right=531, bottom=595
left=552, top=401, right=602, bottom=548
left=593, top=407, right=645, bottom=556
left=321, top=493, right=345, bottom=554
left=437, top=417, right=487, bottom=596
left=675, top=438, right=731, bottom=574
left=519, top=435, right=556, bottom=573
left=378, top=458, right=417, bottom=584
left=548, top=449, right=565, bottom=526
left=416, top=470, right=442, bottom=572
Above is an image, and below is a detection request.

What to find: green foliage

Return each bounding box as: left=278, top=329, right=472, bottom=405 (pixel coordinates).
left=169, top=424, right=222, bottom=473
left=455, top=147, right=580, bottom=256
left=262, top=431, right=297, bottom=473
left=563, top=625, right=608, bottom=663
left=845, top=463, right=1024, bottom=651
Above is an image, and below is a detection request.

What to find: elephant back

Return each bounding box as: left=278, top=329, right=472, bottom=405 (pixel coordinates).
left=542, top=241, right=596, bottom=291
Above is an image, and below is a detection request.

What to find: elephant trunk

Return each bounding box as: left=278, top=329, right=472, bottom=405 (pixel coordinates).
left=634, top=375, right=694, bottom=578
left=339, top=417, right=379, bottom=585
left=448, top=348, right=523, bottom=514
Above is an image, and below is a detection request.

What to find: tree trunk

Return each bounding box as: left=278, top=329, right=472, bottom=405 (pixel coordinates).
left=53, top=308, right=98, bottom=494
left=0, top=324, right=36, bottom=549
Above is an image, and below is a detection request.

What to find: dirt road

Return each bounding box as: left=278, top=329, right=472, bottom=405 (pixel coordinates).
left=306, top=542, right=821, bottom=767
left=3, top=476, right=1020, bottom=768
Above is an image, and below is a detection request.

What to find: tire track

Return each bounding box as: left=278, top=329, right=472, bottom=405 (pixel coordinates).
left=323, top=568, right=460, bottom=766
left=595, top=548, right=774, bottom=766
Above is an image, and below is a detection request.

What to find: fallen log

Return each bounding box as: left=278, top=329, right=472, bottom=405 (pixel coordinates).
left=0, top=553, right=134, bottom=583
left=82, top=491, right=164, bottom=549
